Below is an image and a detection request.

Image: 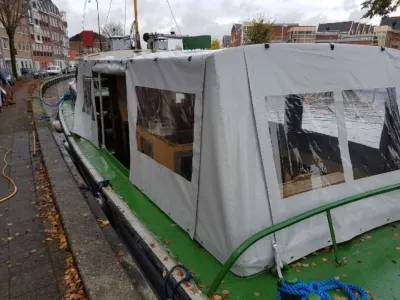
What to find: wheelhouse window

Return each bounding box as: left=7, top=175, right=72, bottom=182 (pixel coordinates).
left=136, top=87, right=195, bottom=181
left=266, top=92, right=345, bottom=198
left=343, top=87, right=400, bottom=179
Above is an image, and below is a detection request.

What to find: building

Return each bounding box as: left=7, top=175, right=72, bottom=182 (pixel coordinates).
left=287, top=26, right=317, bottom=43
left=0, top=0, right=69, bottom=74
left=0, top=19, right=34, bottom=71
left=270, top=23, right=299, bottom=43
left=31, top=0, right=69, bottom=70
left=315, top=21, right=375, bottom=44
left=69, top=31, right=109, bottom=57
left=222, top=35, right=231, bottom=47
left=230, top=22, right=299, bottom=46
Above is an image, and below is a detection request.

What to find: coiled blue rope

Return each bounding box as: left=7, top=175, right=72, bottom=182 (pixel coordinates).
left=40, top=92, right=72, bottom=119
left=278, top=278, right=368, bottom=300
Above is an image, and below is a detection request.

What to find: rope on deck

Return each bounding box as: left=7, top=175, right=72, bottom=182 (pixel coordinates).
left=278, top=278, right=367, bottom=300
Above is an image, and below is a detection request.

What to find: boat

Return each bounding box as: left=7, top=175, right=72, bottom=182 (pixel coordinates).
left=57, top=43, right=400, bottom=299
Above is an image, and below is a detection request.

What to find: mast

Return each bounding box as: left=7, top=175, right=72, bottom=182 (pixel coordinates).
left=133, top=0, right=142, bottom=49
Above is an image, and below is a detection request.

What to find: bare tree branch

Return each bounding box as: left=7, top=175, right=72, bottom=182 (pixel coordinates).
left=101, top=21, right=124, bottom=38
left=0, top=0, right=30, bottom=77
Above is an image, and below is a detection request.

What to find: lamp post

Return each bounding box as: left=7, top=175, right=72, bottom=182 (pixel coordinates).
left=89, top=0, right=103, bottom=52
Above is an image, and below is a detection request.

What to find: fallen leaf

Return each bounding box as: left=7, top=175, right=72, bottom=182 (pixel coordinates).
left=302, top=264, right=309, bottom=268
left=150, top=242, right=156, bottom=248
left=162, top=270, right=167, bottom=278
left=7, top=264, right=12, bottom=268
left=7, top=223, right=12, bottom=226
left=322, top=258, right=328, bottom=262
left=198, top=283, right=208, bottom=288
left=212, top=295, right=222, bottom=300
left=311, top=262, right=317, bottom=267
left=396, top=246, right=400, bottom=251
left=254, top=292, right=261, bottom=297
left=10, top=276, right=17, bottom=281
left=343, top=274, right=349, bottom=278
left=367, top=251, right=372, bottom=255
left=162, top=240, right=171, bottom=245
left=7, top=237, right=13, bottom=241
left=132, top=279, right=137, bottom=285
left=342, top=259, right=348, bottom=265
left=97, top=219, right=110, bottom=228
left=177, top=269, right=184, bottom=277
left=14, top=233, right=20, bottom=237
left=190, top=287, right=198, bottom=293
left=163, top=256, right=168, bottom=261
left=45, top=238, right=53, bottom=241
left=393, top=232, right=399, bottom=238
left=222, top=290, right=230, bottom=295
left=296, top=269, right=301, bottom=273
left=117, top=250, right=125, bottom=257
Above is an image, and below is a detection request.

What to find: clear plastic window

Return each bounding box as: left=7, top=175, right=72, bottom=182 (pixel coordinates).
left=266, top=92, right=345, bottom=198
left=136, top=87, right=195, bottom=181
left=82, top=77, right=95, bottom=121
left=343, top=87, right=400, bottom=179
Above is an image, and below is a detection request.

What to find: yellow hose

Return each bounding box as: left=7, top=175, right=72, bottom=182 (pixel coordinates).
left=0, top=147, right=18, bottom=203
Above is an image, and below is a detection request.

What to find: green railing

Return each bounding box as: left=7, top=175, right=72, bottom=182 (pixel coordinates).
left=207, top=183, right=400, bottom=296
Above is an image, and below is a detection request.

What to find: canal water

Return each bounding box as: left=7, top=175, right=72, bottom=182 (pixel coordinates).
left=42, top=79, right=72, bottom=116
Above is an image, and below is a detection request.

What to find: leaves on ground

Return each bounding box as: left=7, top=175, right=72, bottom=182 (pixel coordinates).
left=97, top=219, right=109, bottom=228
left=35, top=163, right=87, bottom=300
left=254, top=292, right=261, bottom=297
left=212, top=295, right=222, bottom=300
left=117, top=250, right=125, bottom=257
left=222, top=290, right=230, bottom=295
left=396, top=246, right=400, bottom=251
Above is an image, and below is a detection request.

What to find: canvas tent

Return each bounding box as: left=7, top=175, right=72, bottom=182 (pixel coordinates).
left=73, top=44, right=400, bottom=276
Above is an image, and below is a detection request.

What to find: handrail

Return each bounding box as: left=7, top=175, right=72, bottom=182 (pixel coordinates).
left=207, top=183, right=400, bottom=296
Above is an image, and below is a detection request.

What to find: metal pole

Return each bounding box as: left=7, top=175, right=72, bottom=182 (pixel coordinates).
left=133, top=0, right=141, bottom=49
left=98, top=73, right=105, bottom=148
left=95, top=0, right=103, bottom=52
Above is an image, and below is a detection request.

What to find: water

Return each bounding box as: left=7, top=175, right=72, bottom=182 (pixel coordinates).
left=42, top=79, right=72, bottom=116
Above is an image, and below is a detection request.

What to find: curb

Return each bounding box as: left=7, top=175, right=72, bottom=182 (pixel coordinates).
left=31, top=76, right=142, bottom=300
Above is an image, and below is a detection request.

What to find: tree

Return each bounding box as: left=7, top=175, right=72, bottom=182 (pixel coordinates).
left=0, top=0, right=31, bottom=77
left=247, top=14, right=274, bottom=45
left=361, top=0, right=400, bottom=18
left=101, top=21, right=124, bottom=38
left=210, top=38, right=221, bottom=49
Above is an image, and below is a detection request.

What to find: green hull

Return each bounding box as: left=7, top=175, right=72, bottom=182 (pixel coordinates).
left=61, top=100, right=400, bottom=299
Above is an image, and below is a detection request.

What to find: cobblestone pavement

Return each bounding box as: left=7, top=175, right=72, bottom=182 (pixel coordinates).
left=0, top=80, right=65, bottom=300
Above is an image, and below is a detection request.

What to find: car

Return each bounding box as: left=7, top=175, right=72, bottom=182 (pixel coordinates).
left=4, top=69, right=15, bottom=86
left=46, top=66, right=61, bottom=76
left=32, top=69, right=41, bottom=79
left=39, top=69, right=48, bottom=78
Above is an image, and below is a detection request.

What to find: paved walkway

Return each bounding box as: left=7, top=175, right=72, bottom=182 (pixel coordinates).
left=0, top=80, right=68, bottom=300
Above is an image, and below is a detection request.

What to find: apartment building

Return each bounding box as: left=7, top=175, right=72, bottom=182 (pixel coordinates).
left=287, top=26, right=317, bottom=43
left=0, top=0, right=69, bottom=74
left=0, top=19, right=34, bottom=71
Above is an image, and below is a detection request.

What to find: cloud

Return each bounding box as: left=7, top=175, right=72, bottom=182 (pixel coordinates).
left=54, top=0, right=383, bottom=43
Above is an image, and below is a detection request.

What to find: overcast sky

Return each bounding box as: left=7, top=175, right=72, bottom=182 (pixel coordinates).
left=53, top=0, right=395, bottom=42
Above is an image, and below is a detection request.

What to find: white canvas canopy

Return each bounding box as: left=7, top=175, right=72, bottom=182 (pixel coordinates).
left=73, top=44, right=400, bottom=276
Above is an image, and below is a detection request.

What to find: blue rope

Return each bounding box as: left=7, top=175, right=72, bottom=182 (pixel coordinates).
left=40, top=92, right=72, bottom=119
left=278, top=278, right=368, bottom=300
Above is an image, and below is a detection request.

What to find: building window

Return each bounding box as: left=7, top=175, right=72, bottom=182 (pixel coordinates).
left=2, top=38, right=9, bottom=49
left=35, top=19, right=38, bottom=25
left=32, top=2, right=36, bottom=8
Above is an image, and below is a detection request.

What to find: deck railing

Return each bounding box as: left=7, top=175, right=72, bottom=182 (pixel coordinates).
left=207, top=183, right=400, bottom=296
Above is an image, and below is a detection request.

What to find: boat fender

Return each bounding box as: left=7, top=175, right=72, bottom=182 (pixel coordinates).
left=277, top=278, right=367, bottom=300
left=52, top=120, right=62, bottom=133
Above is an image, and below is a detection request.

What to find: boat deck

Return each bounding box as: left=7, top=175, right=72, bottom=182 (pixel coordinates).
left=62, top=100, right=400, bottom=299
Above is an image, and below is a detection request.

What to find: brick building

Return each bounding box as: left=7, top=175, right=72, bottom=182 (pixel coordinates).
left=222, top=35, right=231, bottom=48
left=69, top=31, right=109, bottom=57
left=287, top=26, right=317, bottom=43
left=0, top=0, right=69, bottom=74
left=0, top=20, right=34, bottom=71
